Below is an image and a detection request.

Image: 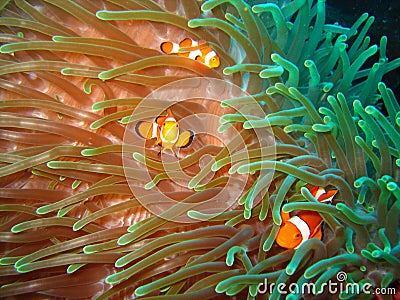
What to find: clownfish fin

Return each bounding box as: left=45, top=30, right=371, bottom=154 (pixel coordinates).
left=179, top=38, right=193, bottom=48
left=135, top=121, right=158, bottom=139
left=160, top=41, right=179, bottom=54
left=166, top=109, right=174, bottom=118
left=311, top=226, right=323, bottom=240
left=280, top=210, right=291, bottom=222
left=198, top=39, right=207, bottom=46
left=160, top=41, right=172, bottom=54
left=318, top=189, right=338, bottom=203
left=309, top=186, right=320, bottom=197
left=155, top=115, right=167, bottom=126
left=176, top=130, right=194, bottom=148
left=161, top=142, right=176, bottom=156
left=179, top=39, right=208, bottom=53
left=156, top=109, right=174, bottom=126
left=309, top=186, right=337, bottom=203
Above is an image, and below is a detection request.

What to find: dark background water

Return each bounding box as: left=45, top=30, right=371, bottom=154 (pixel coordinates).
left=328, top=0, right=400, bottom=99
left=247, top=0, right=400, bottom=100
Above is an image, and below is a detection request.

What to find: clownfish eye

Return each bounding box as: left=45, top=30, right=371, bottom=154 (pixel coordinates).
left=295, top=233, right=301, bottom=238
left=212, top=57, right=216, bottom=61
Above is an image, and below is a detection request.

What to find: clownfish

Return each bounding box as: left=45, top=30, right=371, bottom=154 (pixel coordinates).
left=160, top=38, right=220, bottom=69
left=276, top=186, right=337, bottom=249
left=135, top=109, right=194, bottom=156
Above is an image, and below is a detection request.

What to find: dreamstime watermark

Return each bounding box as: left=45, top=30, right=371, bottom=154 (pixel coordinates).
left=257, top=271, right=396, bottom=296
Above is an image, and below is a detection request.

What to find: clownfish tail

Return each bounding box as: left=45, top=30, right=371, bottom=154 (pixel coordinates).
left=160, top=41, right=176, bottom=54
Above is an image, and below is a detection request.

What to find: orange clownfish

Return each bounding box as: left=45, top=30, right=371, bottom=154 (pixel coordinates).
left=276, top=186, right=338, bottom=249
left=135, top=109, right=194, bottom=156
left=160, top=38, right=220, bottom=69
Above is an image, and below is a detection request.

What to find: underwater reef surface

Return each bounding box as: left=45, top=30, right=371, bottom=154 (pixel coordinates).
left=0, top=0, right=399, bottom=299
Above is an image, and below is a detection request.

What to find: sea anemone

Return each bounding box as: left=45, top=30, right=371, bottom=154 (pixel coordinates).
left=0, top=0, right=399, bottom=299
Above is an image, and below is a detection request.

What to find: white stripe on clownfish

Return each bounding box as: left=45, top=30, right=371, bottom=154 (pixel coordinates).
left=287, top=216, right=311, bottom=249
left=204, top=50, right=217, bottom=66
left=151, top=122, right=158, bottom=139
left=171, top=42, right=180, bottom=54
left=188, top=49, right=203, bottom=60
